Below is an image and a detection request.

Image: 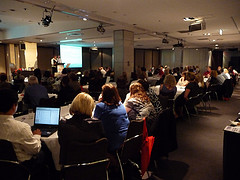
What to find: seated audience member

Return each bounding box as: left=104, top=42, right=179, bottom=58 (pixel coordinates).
left=172, top=67, right=181, bottom=82
left=0, top=88, right=55, bottom=179
left=13, top=69, right=25, bottom=92
left=68, top=72, right=81, bottom=94
left=124, top=82, right=156, bottom=132
left=207, top=70, right=219, bottom=88
left=58, top=92, right=105, bottom=164
left=177, top=72, right=189, bottom=86
left=160, top=74, right=177, bottom=99
left=94, top=84, right=129, bottom=152
left=80, top=70, right=90, bottom=85
left=222, top=68, right=231, bottom=79
left=24, top=76, right=48, bottom=109
left=203, top=66, right=212, bottom=78
left=41, top=71, right=55, bottom=92
left=156, top=68, right=170, bottom=85
left=0, top=73, right=13, bottom=89
left=195, top=73, right=205, bottom=92
left=175, top=72, right=200, bottom=117
left=217, top=66, right=223, bottom=75
left=137, top=79, right=163, bottom=114
left=117, top=72, right=129, bottom=102
left=56, top=76, right=76, bottom=106
left=34, top=68, right=42, bottom=85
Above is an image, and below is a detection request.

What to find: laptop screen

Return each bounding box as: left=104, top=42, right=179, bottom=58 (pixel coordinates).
left=34, top=107, right=60, bottom=126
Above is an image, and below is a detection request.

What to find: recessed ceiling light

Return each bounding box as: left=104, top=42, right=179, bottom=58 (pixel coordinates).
left=65, top=37, right=68, bottom=39
left=212, top=39, right=216, bottom=42
left=215, top=44, right=219, bottom=47
left=83, top=18, right=87, bottom=21
left=219, top=29, right=223, bottom=35
left=207, top=33, right=211, bottom=36
left=196, top=49, right=198, bottom=50
left=156, top=47, right=160, bottom=50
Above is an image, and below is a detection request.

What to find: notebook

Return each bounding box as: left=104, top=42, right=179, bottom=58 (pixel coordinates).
left=34, top=107, right=60, bottom=137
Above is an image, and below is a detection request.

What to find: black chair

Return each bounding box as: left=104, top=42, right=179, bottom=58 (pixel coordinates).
left=61, top=138, right=110, bottom=180
left=0, top=139, right=31, bottom=180
left=184, top=94, right=202, bottom=121
left=116, top=120, right=144, bottom=180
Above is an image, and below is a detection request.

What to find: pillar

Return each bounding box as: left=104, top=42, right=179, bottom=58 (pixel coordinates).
left=113, top=30, right=134, bottom=81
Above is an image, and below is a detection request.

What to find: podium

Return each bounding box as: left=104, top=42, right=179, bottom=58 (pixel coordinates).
left=57, top=63, right=65, bottom=73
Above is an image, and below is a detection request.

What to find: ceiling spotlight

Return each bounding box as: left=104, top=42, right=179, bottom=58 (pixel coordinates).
left=83, top=17, right=88, bottom=21
left=173, top=40, right=184, bottom=48
left=97, top=24, right=105, bottom=34
left=41, top=6, right=55, bottom=27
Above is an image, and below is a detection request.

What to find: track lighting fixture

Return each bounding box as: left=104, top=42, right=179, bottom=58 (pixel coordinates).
left=97, top=24, right=105, bottom=34
left=41, top=6, right=55, bottom=27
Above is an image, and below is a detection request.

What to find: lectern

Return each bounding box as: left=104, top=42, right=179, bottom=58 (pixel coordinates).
left=57, top=63, right=65, bottom=73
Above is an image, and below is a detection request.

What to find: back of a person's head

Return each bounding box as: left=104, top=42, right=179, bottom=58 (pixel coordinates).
left=186, top=72, right=195, bottom=81
left=70, top=92, right=95, bottom=116
left=34, top=68, right=41, bottom=76
left=137, top=79, right=149, bottom=91
left=0, top=73, right=7, bottom=82
left=164, top=74, right=176, bottom=87
left=68, top=72, right=78, bottom=82
left=62, top=68, right=67, bottom=75
left=211, top=70, right=218, bottom=78
left=129, top=82, right=149, bottom=102
left=101, top=83, right=121, bottom=105
left=28, top=75, right=39, bottom=85
left=43, top=71, right=51, bottom=78
left=0, top=88, right=18, bottom=113
left=61, top=76, right=70, bottom=87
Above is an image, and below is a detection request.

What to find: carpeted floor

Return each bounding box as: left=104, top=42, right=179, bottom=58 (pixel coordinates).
left=148, top=84, right=240, bottom=180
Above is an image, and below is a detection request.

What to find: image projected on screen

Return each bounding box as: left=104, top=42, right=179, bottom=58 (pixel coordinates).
left=60, top=44, right=82, bottom=68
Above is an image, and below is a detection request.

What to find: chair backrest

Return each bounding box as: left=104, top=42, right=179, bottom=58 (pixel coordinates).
left=0, top=139, right=31, bottom=180
left=0, top=139, right=18, bottom=161
left=120, top=120, right=144, bottom=163
left=62, top=138, right=110, bottom=180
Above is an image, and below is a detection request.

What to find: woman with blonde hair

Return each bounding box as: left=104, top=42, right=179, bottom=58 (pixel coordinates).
left=160, top=74, right=177, bottom=99
left=58, top=92, right=105, bottom=164
left=94, top=83, right=129, bottom=152
left=124, top=82, right=156, bottom=131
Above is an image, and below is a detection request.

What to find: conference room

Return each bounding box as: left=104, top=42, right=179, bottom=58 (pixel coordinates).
left=0, top=0, right=240, bottom=179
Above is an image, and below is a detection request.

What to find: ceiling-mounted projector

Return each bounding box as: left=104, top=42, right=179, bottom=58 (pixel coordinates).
left=162, top=38, right=169, bottom=44
left=173, top=41, right=184, bottom=47
left=189, top=20, right=206, bottom=32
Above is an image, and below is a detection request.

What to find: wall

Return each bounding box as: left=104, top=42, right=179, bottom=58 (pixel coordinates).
left=37, top=47, right=55, bottom=71
left=134, top=49, right=161, bottom=71
left=0, top=45, right=6, bottom=73
left=183, top=48, right=210, bottom=72
left=82, top=48, right=112, bottom=71
left=25, top=42, right=37, bottom=69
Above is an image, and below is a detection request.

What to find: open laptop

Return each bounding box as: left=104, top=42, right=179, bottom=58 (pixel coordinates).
left=34, top=107, right=60, bottom=137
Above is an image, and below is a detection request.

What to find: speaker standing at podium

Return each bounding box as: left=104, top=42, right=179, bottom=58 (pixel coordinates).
left=51, top=55, right=58, bottom=75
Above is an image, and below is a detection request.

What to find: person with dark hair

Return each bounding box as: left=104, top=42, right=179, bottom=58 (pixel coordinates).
left=0, top=73, right=13, bottom=89
left=34, top=68, right=42, bottom=85
left=13, top=70, right=25, bottom=93
left=174, top=72, right=201, bottom=117
left=68, top=72, right=81, bottom=94
left=0, top=88, right=52, bottom=179
left=56, top=76, right=76, bottom=106
left=137, top=79, right=163, bottom=114
left=94, top=83, right=129, bottom=152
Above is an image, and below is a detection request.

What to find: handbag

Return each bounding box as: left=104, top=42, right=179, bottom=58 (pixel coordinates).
left=141, top=117, right=155, bottom=176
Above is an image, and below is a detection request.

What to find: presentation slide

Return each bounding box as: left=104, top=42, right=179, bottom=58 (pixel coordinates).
left=60, top=44, right=82, bottom=68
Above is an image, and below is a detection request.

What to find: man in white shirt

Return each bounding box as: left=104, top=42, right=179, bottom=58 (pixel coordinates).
left=0, top=88, right=55, bottom=179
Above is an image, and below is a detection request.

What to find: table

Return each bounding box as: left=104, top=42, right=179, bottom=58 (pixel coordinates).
left=15, top=113, right=61, bottom=171
left=18, top=93, right=58, bottom=102
left=223, top=125, right=240, bottom=180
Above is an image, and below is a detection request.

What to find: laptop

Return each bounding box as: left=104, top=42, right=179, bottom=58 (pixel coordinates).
left=34, top=107, right=60, bottom=137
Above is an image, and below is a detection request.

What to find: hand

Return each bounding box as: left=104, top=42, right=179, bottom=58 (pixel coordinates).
left=33, top=129, right=41, bottom=135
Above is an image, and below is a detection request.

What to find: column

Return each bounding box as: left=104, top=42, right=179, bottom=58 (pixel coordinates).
left=113, top=30, right=134, bottom=81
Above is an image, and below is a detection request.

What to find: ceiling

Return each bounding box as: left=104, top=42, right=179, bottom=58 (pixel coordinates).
left=0, top=0, right=240, bottom=50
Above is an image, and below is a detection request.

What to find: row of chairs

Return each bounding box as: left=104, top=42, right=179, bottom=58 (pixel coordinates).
left=0, top=120, right=146, bottom=180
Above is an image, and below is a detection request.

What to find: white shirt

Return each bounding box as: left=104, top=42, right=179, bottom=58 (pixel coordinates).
left=0, top=115, right=41, bottom=162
